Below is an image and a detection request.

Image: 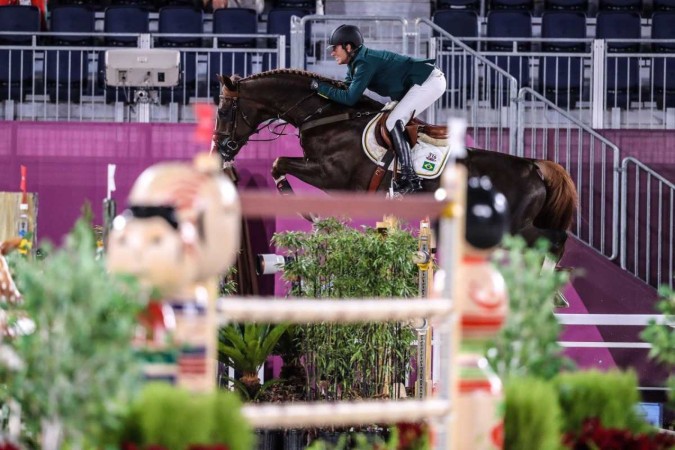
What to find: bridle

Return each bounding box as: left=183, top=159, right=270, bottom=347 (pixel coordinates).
left=212, top=80, right=320, bottom=161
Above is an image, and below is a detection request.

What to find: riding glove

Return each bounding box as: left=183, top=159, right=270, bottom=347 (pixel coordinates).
left=310, top=79, right=320, bottom=91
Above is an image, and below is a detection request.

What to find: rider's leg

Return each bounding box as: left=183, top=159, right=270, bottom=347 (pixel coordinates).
left=385, top=68, right=447, bottom=129
left=386, top=68, right=446, bottom=195
left=390, top=119, right=422, bottom=194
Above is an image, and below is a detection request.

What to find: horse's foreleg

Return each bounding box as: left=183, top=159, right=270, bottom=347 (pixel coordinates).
left=272, top=157, right=333, bottom=192
left=518, top=223, right=571, bottom=308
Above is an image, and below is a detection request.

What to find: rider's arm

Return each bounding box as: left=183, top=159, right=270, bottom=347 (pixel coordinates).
left=316, top=61, right=374, bottom=106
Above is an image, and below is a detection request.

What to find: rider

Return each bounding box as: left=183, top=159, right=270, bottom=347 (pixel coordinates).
left=310, top=24, right=447, bottom=195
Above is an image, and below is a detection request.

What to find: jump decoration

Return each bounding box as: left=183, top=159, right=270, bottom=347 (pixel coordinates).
left=107, top=153, right=241, bottom=392
left=455, top=176, right=510, bottom=450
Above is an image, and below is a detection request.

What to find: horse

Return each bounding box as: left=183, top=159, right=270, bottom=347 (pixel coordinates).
left=211, top=69, right=578, bottom=261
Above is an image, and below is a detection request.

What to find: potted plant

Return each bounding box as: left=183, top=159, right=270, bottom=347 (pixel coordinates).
left=272, top=218, right=419, bottom=444
left=119, top=382, right=254, bottom=450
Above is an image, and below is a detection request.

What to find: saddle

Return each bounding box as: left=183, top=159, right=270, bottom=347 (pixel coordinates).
left=375, top=111, right=449, bottom=150
left=366, top=112, right=450, bottom=192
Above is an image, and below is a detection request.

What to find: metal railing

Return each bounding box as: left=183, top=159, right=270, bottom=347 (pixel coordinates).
left=0, top=31, right=284, bottom=122
left=517, top=87, right=621, bottom=259
left=621, top=157, right=675, bottom=289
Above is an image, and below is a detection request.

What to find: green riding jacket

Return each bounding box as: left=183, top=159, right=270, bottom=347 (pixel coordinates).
left=316, top=45, right=436, bottom=106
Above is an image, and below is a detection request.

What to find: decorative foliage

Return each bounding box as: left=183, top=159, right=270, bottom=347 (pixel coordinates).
left=486, top=235, right=573, bottom=380
left=503, top=377, right=562, bottom=450
left=0, top=217, right=143, bottom=448
left=272, top=218, right=418, bottom=401
left=640, top=286, right=675, bottom=408
left=218, top=322, right=289, bottom=400
left=120, top=383, right=254, bottom=450
left=554, top=370, right=649, bottom=435
left=306, top=423, right=431, bottom=450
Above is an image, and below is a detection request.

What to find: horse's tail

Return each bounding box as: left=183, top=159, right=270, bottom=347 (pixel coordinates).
left=534, top=160, right=578, bottom=231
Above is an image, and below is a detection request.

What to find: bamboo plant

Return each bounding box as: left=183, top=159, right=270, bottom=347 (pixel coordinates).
left=272, top=218, right=418, bottom=401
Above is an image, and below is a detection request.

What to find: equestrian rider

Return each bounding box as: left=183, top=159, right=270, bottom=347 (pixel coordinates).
left=310, top=24, right=447, bottom=195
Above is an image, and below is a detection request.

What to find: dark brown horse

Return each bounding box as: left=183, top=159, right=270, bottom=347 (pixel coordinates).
left=212, top=69, right=577, bottom=260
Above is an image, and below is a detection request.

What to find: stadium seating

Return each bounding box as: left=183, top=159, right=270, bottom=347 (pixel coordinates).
left=596, top=11, right=642, bottom=108
left=46, top=5, right=95, bottom=102
left=539, top=10, right=587, bottom=107
left=486, top=9, right=533, bottom=106
left=0, top=5, right=40, bottom=101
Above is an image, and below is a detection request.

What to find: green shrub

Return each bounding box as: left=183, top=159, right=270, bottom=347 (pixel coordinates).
left=2, top=217, right=142, bottom=448
left=121, top=383, right=254, bottom=450
left=486, top=236, right=573, bottom=381
left=504, top=377, right=562, bottom=450
left=640, top=285, right=675, bottom=409
left=554, top=370, right=649, bottom=434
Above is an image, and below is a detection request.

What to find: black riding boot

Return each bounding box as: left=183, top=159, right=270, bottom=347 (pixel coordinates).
left=390, top=120, right=423, bottom=195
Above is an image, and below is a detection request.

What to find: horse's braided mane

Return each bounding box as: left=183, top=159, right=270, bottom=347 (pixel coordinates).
left=243, top=69, right=344, bottom=88
left=239, top=69, right=383, bottom=109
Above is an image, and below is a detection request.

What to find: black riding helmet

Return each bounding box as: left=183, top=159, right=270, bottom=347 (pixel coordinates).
left=465, top=176, right=510, bottom=250
left=328, top=24, right=364, bottom=50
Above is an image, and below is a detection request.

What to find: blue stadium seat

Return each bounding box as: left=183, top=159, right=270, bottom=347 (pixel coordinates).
left=653, top=0, right=675, bottom=11
left=650, top=11, right=675, bottom=107
left=48, top=0, right=107, bottom=12
left=436, top=0, right=481, bottom=10
left=599, top=0, right=642, bottom=11
left=544, top=0, right=588, bottom=11
left=157, top=5, right=204, bottom=103
left=490, top=0, right=534, bottom=11
left=273, top=0, right=313, bottom=9
left=0, top=5, right=40, bottom=101
left=46, top=5, right=95, bottom=102
left=265, top=7, right=308, bottom=69
left=433, top=10, right=478, bottom=108
left=539, top=11, right=587, bottom=107
left=109, top=0, right=155, bottom=11
left=486, top=10, right=532, bottom=106
left=213, top=7, right=257, bottom=47
left=433, top=9, right=479, bottom=49
left=209, top=7, right=257, bottom=97
left=157, top=5, right=203, bottom=47
left=596, top=11, right=641, bottom=108
left=103, top=5, right=150, bottom=46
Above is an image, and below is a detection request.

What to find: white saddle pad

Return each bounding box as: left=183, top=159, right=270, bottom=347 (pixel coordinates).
left=360, top=112, right=451, bottom=180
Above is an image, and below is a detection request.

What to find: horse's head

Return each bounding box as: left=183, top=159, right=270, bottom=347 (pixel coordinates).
left=213, top=74, right=261, bottom=162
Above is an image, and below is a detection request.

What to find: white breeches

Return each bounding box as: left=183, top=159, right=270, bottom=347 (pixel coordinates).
left=385, top=68, right=447, bottom=131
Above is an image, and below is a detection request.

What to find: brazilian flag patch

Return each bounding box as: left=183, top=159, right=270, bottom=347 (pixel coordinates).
left=422, top=161, right=436, bottom=171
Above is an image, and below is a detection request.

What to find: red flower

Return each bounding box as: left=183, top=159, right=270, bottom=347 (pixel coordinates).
left=563, top=418, right=675, bottom=450
left=0, top=442, right=21, bottom=450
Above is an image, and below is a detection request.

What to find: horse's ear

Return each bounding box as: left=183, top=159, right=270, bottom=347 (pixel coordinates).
left=217, top=74, right=237, bottom=92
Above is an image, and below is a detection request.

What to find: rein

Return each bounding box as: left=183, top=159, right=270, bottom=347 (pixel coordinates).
left=299, top=110, right=380, bottom=133
left=214, top=78, right=381, bottom=154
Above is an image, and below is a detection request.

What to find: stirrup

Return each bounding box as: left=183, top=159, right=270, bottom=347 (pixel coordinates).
left=393, top=175, right=423, bottom=195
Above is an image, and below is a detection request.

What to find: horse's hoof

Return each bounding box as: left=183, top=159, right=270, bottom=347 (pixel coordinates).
left=554, top=290, right=570, bottom=309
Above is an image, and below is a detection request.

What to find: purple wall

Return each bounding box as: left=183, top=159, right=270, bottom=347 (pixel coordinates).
left=1, top=121, right=672, bottom=392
